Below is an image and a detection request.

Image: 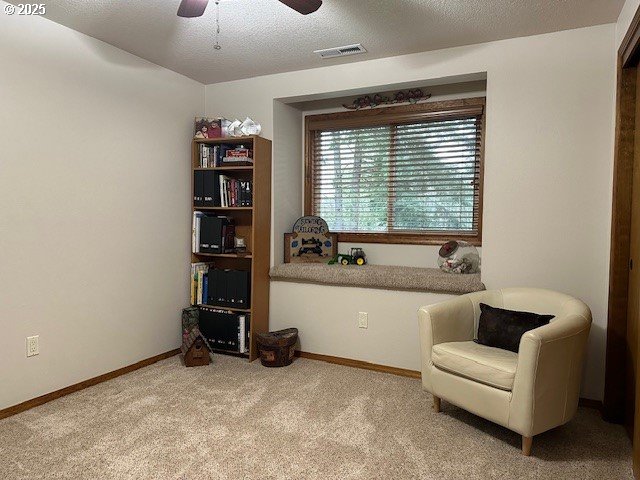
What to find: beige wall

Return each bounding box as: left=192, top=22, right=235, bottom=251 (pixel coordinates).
left=271, top=283, right=455, bottom=370
left=617, top=0, right=640, bottom=47
left=205, top=25, right=616, bottom=400
left=0, top=5, right=204, bottom=409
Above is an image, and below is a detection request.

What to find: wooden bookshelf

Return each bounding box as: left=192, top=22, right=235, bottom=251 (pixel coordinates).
left=191, top=135, right=271, bottom=362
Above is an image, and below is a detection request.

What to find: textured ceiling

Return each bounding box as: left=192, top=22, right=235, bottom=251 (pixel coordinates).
left=25, top=0, right=624, bottom=84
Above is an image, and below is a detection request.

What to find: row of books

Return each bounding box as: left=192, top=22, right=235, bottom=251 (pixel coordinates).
left=194, top=171, right=253, bottom=207
left=198, top=144, right=254, bottom=168
left=199, top=306, right=250, bottom=354
left=190, top=263, right=251, bottom=309
left=192, top=213, right=235, bottom=254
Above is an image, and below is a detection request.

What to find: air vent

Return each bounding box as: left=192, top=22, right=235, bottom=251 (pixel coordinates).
left=314, top=44, right=367, bottom=59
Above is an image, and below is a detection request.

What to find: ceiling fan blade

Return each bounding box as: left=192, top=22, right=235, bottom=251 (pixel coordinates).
left=177, top=0, right=209, bottom=17
left=278, top=0, right=322, bottom=15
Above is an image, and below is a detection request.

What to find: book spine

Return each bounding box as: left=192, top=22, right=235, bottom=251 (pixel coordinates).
left=239, top=315, right=246, bottom=353
left=219, top=176, right=226, bottom=207
left=231, top=179, right=236, bottom=207
left=197, top=270, right=203, bottom=305
left=195, top=213, right=202, bottom=253
left=192, top=212, right=197, bottom=253
left=203, top=273, right=209, bottom=306
left=195, top=263, right=203, bottom=305
left=190, top=264, right=196, bottom=305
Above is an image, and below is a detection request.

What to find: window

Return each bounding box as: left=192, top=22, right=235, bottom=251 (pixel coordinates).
left=305, top=98, right=485, bottom=245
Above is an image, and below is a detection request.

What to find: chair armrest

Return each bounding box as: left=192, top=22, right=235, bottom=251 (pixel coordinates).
left=509, top=313, right=591, bottom=436
left=418, top=296, right=475, bottom=347
left=418, top=295, right=475, bottom=392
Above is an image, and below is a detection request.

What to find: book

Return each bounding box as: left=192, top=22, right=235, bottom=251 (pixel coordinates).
left=197, top=270, right=204, bottom=305
left=199, top=215, right=223, bottom=253
left=190, top=262, right=213, bottom=305
left=207, top=268, right=250, bottom=308
left=244, top=180, right=252, bottom=206
left=203, top=170, right=215, bottom=206
left=215, top=176, right=252, bottom=207
left=194, top=170, right=204, bottom=207
left=219, top=175, right=227, bottom=207
left=239, top=315, right=248, bottom=353
left=234, top=270, right=250, bottom=308
left=192, top=211, right=204, bottom=253
left=222, top=147, right=253, bottom=166
left=197, top=144, right=224, bottom=168
left=212, top=268, right=225, bottom=305
left=202, top=273, right=208, bottom=307
left=222, top=157, right=254, bottom=166
left=198, top=306, right=241, bottom=352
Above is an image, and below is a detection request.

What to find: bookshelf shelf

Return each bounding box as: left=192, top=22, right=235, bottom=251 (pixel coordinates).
left=195, top=135, right=258, bottom=145
left=197, top=304, right=252, bottom=313
left=191, top=135, right=271, bottom=362
left=210, top=348, right=250, bottom=358
left=194, top=252, right=253, bottom=259
left=196, top=206, right=253, bottom=211
left=194, top=166, right=254, bottom=171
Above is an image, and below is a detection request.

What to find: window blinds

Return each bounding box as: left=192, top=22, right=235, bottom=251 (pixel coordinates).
left=309, top=113, right=483, bottom=236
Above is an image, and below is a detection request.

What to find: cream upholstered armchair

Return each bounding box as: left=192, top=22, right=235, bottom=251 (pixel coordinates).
left=418, top=288, right=591, bottom=456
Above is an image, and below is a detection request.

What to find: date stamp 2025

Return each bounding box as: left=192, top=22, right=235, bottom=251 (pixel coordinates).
left=4, top=3, right=46, bottom=16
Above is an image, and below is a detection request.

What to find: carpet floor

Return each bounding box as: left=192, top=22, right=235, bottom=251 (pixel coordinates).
left=0, top=355, right=633, bottom=479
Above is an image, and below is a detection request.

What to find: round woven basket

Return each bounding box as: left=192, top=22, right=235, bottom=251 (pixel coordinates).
left=256, top=328, right=298, bottom=367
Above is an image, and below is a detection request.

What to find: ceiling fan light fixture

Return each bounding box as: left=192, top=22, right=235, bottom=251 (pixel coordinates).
left=177, top=0, right=322, bottom=17
left=278, top=0, right=322, bottom=15
left=177, top=0, right=209, bottom=18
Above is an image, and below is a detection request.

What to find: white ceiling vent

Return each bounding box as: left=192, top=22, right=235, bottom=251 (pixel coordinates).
left=314, top=44, right=367, bottom=59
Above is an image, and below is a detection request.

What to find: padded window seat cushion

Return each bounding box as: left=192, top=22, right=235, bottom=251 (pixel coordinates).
left=431, top=341, right=518, bottom=391
left=269, top=263, right=485, bottom=294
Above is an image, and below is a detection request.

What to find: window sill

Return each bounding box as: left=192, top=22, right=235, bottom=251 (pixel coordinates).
left=335, top=232, right=482, bottom=246
left=269, top=263, right=485, bottom=295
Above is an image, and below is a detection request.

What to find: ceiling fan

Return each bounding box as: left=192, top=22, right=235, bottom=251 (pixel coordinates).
left=177, top=0, right=322, bottom=17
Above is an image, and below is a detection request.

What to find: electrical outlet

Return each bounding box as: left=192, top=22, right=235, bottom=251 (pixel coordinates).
left=26, top=335, right=39, bottom=357
left=358, top=312, right=368, bottom=329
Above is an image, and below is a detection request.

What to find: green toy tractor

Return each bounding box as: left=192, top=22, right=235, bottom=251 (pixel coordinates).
left=329, top=247, right=367, bottom=266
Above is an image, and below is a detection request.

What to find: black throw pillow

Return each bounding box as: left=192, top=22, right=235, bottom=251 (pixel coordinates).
left=476, top=303, right=554, bottom=353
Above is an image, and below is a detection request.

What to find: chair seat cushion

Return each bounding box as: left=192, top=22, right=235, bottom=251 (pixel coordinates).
left=432, top=341, right=518, bottom=391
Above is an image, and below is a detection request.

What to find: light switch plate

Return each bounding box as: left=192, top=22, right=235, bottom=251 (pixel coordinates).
left=358, top=312, right=368, bottom=329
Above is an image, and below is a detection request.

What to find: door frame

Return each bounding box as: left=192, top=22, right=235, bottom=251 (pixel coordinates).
left=605, top=5, right=640, bottom=423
